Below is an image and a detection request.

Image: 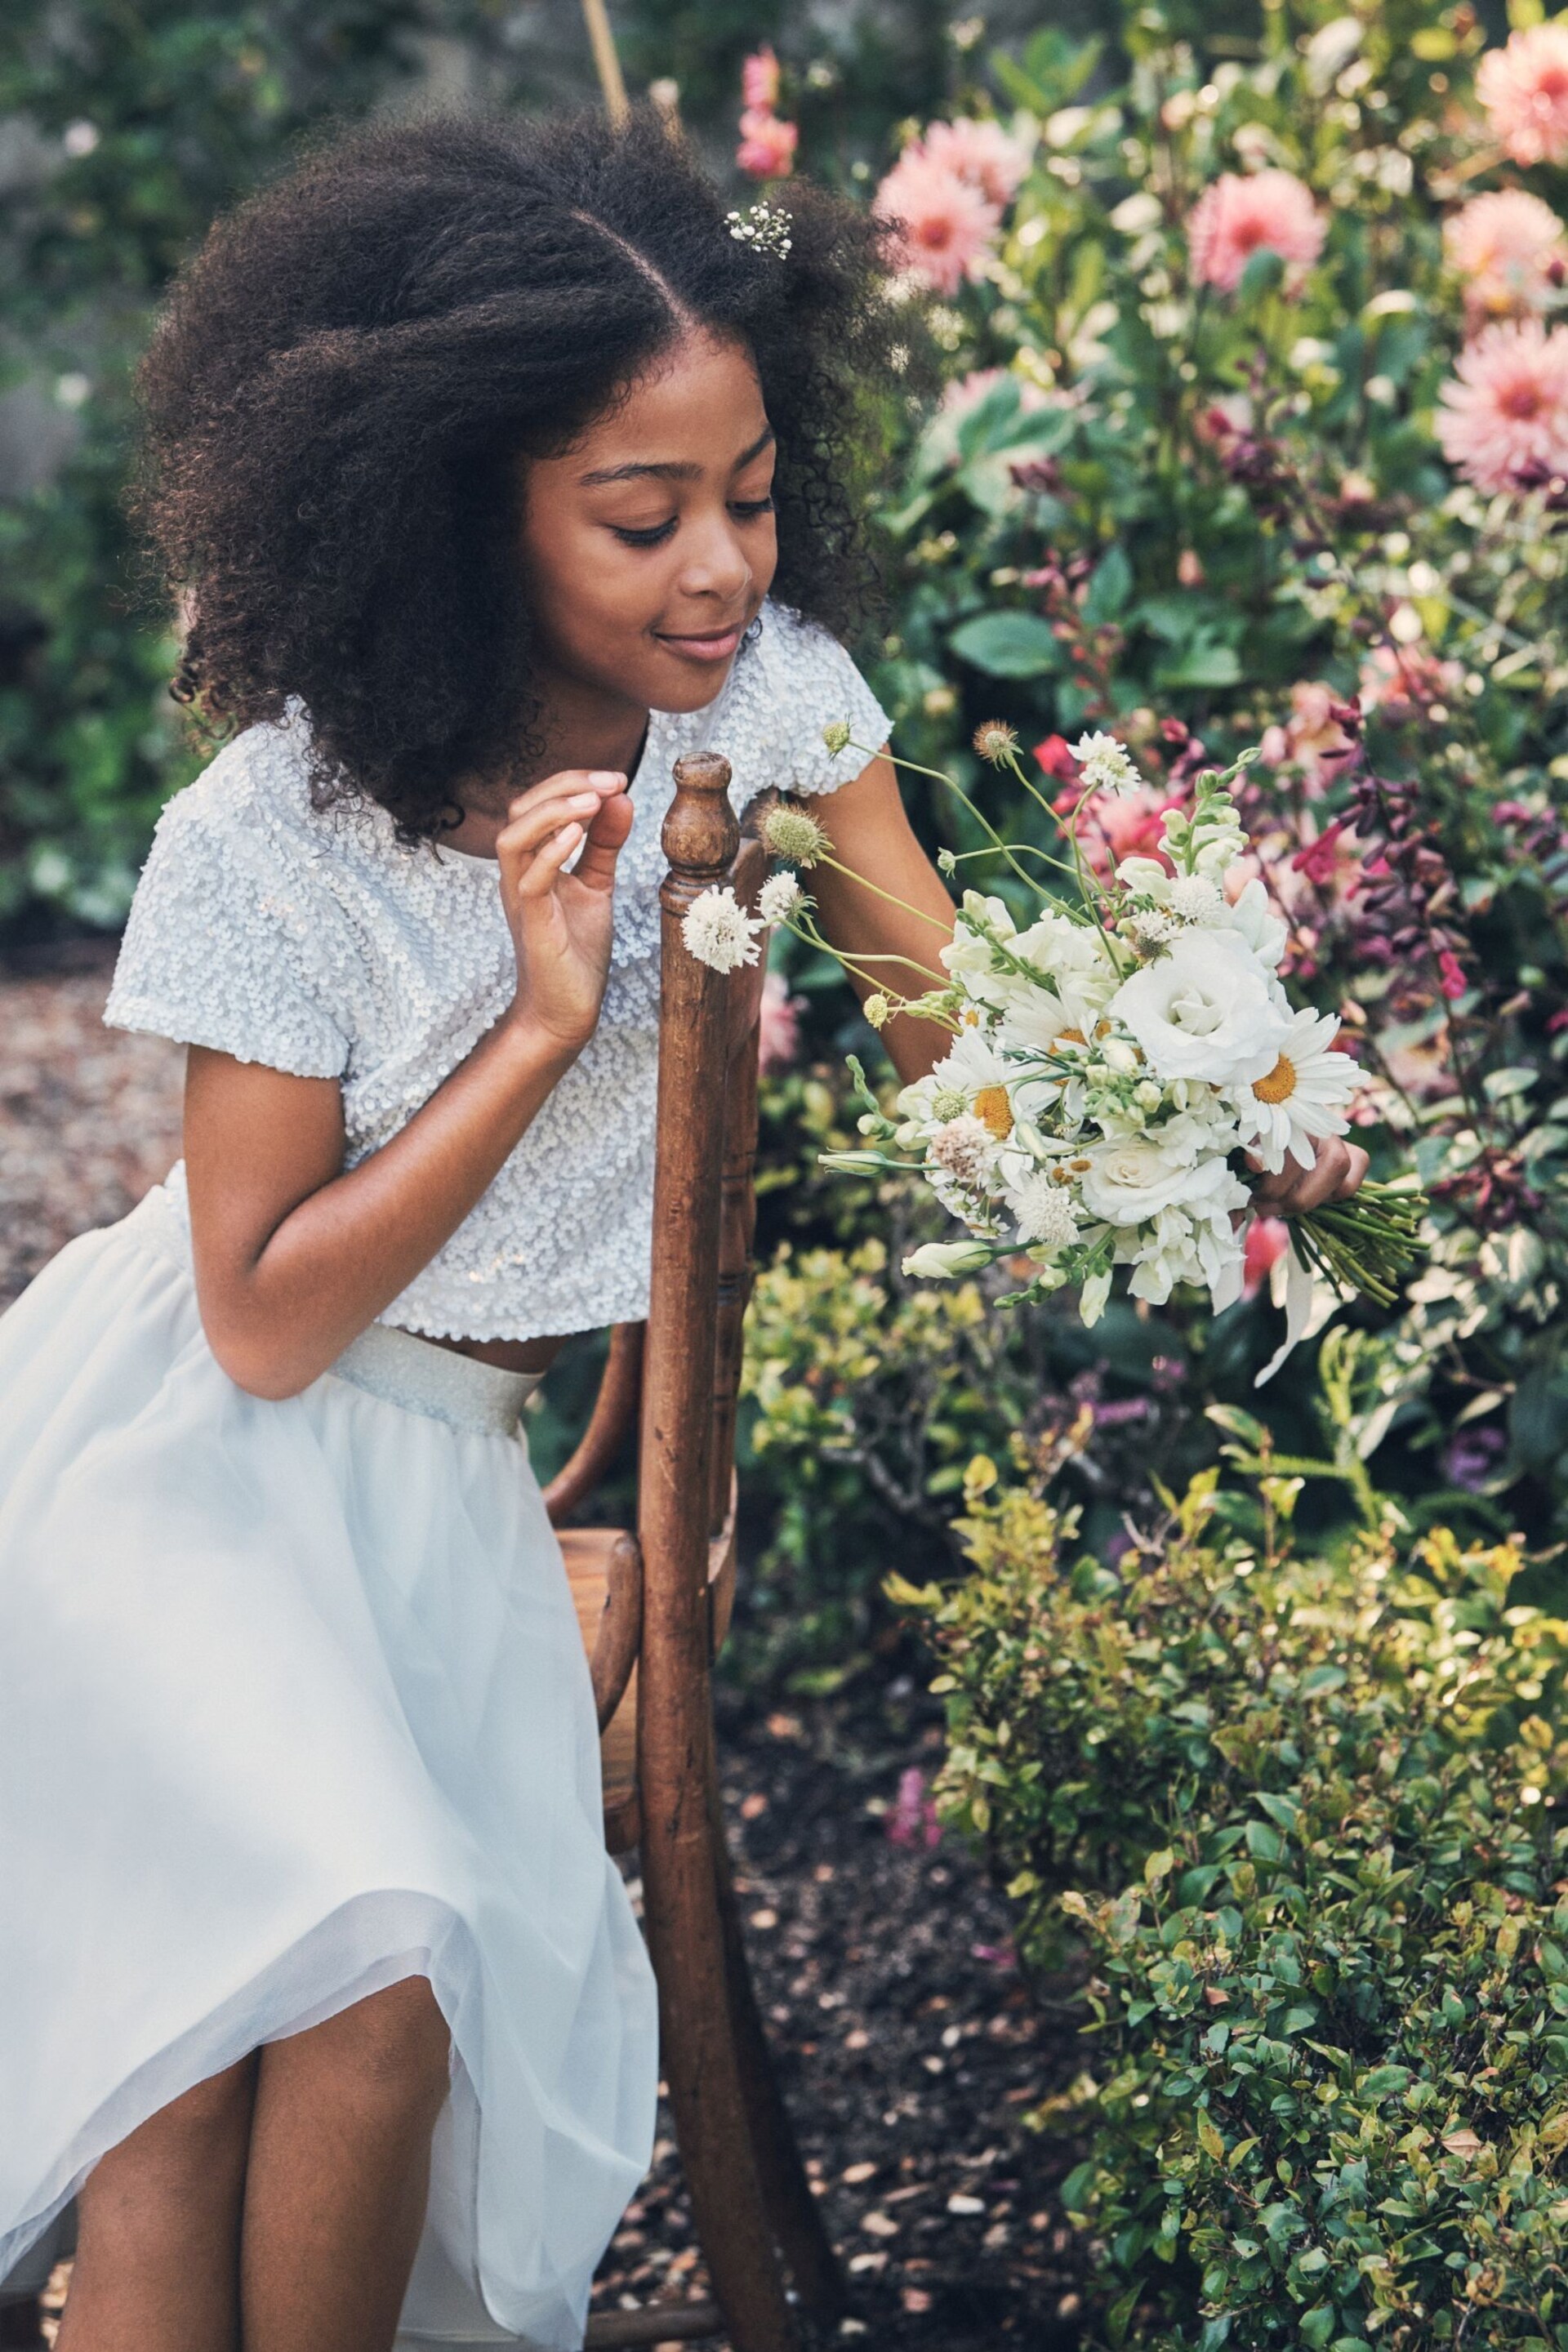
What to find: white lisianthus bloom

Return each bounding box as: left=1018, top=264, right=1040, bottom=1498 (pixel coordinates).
left=1117, top=854, right=1170, bottom=896
left=1221, top=876, right=1289, bottom=969
left=1072, top=731, right=1143, bottom=796
left=758, top=870, right=804, bottom=925
left=903, top=1240, right=994, bottom=1280
left=681, top=884, right=764, bottom=972
left=1232, top=1007, right=1357, bottom=1172
left=1080, top=1136, right=1241, bottom=1228
left=1006, top=1171, right=1080, bottom=1248
left=1109, top=931, right=1292, bottom=1086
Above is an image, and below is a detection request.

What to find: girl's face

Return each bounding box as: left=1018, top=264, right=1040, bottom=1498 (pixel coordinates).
left=517, top=330, right=777, bottom=719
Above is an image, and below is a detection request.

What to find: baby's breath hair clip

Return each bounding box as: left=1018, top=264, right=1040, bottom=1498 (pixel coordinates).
left=726, top=201, right=793, bottom=260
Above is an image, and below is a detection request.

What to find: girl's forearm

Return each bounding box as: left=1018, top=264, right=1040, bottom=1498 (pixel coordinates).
left=188, top=1014, right=578, bottom=1397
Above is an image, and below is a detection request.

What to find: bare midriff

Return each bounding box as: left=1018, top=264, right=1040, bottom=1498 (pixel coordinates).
left=428, top=1331, right=572, bottom=1375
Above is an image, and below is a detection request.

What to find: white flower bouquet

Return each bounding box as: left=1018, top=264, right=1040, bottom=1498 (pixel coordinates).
left=681, top=722, right=1424, bottom=1384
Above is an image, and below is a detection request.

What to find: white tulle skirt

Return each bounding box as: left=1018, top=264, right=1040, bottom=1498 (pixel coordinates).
left=0, top=1182, right=658, bottom=2350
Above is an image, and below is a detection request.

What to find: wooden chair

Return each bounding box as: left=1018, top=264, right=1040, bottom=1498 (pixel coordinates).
left=550, top=751, right=844, bottom=2352
left=0, top=752, right=841, bottom=2352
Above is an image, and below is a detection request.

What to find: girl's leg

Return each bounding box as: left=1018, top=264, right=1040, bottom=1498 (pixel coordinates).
left=56, top=2054, right=260, bottom=2352
left=240, top=1976, right=452, bottom=2352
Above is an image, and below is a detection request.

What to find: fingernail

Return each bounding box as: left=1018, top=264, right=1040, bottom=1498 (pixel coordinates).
left=587, top=771, right=626, bottom=788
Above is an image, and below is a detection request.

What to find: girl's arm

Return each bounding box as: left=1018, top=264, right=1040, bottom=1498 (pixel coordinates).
left=808, top=750, right=1366, bottom=1214
left=805, top=751, right=957, bottom=1085
left=184, top=768, right=632, bottom=1399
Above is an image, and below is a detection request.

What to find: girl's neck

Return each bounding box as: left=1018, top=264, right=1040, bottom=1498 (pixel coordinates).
left=443, top=670, right=649, bottom=859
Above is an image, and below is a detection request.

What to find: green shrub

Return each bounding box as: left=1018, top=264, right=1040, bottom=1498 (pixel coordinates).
left=903, top=1432, right=1568, bottom=2345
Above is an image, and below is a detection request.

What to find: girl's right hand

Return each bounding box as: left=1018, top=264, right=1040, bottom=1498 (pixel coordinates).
left=497, top=769, right=635, bottom=1056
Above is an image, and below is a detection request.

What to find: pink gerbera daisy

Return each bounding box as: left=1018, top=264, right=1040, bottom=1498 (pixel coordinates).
left=1435, top=318, right=1568, bottom=492
left=920, top=117, right=1032, bottom=208
left=1187, top=169, right=1325, bottom=294
left=1445, top=189, right=1567, bottom=326
left=1478, top=24, right=1568, bottom=168
left=873, top=149, right=1001, bottom=296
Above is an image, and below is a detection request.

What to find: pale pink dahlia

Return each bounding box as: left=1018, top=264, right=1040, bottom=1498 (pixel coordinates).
left=1478, top=24, right=1568, bottom=168
left=1435, top=318, right=1568, bottom=492
left=1187, top=169, right=1325, bottom=295
left=873, top=149, right=1001, bottom=296
left=920, top=117, right=1032, bottom=208
left=1445, top=189, right=1567, bottom=326
left=742, top=45, right=781, bottom=113
left=736, top=109, right=798, bottom=180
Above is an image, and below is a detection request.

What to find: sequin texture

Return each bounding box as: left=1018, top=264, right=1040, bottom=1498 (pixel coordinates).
left=105, top=601, right=891, bottom=1341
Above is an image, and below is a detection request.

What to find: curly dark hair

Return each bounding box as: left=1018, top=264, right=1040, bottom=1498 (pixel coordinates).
left=134, top=105, right=912, bottom=840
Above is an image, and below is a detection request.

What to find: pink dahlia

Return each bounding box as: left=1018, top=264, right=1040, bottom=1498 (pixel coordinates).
left=742, top=44, right=781, bottom=113
left=1477, top=24, right=1568, bottom=168
left=757, top=969, right=802, bottom=1073
left=1435, top=318, right=1568, bottom=492
left=920, top=116, right=1031, bottom=208
left=1187, top=169, right=1325, bottom=294
left=1445, top=189, right=1567, bottom=326
left=873, top=149, right=1001, bottom=296
left=736, top=109, right=798, bottom=180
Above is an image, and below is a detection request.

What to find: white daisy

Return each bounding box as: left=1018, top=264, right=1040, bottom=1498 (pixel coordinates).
left=1232, top=1007, right=1357, bottom=1173
left=681, top=884, right=764, bottom=973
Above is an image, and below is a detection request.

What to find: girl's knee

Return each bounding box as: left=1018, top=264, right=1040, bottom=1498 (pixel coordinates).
left=85, top=2056, right=257, bottom=2216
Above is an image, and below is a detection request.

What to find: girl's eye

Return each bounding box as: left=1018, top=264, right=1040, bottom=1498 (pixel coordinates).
left=731, top=496, right=775, bottom=520
left=611, top=519, right=678, bottom=547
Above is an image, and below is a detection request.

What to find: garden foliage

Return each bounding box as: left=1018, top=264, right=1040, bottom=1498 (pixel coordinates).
left=900, top=1397, right=1568, bottom=2346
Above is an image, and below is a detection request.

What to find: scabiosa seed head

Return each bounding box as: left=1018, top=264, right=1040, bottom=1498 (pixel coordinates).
left=973, top=719, right=1019, bottom=766
left=681, top=884, right=764, bottom=973
left=864, top=992, right=892, bottom=1029
left=821, top=720, right=853, bottom=755
left=761, top=803, right=831, bottom=866
left=929, top=1115, right=995, bottom=1189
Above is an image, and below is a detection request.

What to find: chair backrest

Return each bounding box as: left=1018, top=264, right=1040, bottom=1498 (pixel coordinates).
left=543, top=751, right=764, bottom=1591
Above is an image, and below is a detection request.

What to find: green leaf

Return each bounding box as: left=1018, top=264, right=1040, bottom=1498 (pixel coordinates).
left=1154, top=635, right=1243, bottom=689
left=1239, top=247, right=1286, bottom=301
left=948, top=610, right=1061, bottom=679
left=1083, top=544, right=1134, bottom=626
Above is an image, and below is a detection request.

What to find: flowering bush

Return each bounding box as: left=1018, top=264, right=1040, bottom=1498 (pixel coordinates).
left=900, top=1408, right=1568, bottom=2347
left=852, top=0, right=1568, bottom=1535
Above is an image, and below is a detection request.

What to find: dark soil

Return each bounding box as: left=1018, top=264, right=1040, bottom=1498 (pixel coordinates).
left=590, top=1679, right=1095, bottom=2351
left=1, top=960, right=1104, bottom=2350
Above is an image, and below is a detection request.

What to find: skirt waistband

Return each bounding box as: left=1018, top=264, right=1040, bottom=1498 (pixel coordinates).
left=122, top=1184, right=542, bottom=1438
left=329, top=1323, right=543, bottom=1437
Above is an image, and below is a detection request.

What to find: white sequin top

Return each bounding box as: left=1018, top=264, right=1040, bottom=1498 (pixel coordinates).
left=105, top=599, right=891, bottom=1341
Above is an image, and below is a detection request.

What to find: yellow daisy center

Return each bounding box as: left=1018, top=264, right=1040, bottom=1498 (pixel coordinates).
left=1253, top=1053, right=1298, bottom=1105
left=973, top=1085, right=1014, bottom=1140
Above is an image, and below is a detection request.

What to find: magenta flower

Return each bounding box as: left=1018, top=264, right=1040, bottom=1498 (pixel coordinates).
left=1187, top=169, right=1325, bottom=294
left=885, top=1767, right=942, bottom=1851
left=741, top=44, right=781, bottom=113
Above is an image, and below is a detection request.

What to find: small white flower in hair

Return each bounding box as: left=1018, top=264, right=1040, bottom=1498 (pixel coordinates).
left=681, top=884, right=764, bottom=973
left=727, top=202, right=794, bottom=259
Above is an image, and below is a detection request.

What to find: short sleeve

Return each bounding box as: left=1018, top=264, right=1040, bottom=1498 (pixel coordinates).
left=760, top=605, right=893, bottom=798
left=105, top=785, right=351, bottom=1078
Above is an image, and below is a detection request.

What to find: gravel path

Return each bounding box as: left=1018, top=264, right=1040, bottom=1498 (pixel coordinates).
left=0, top=960, right=1099, bottom=2350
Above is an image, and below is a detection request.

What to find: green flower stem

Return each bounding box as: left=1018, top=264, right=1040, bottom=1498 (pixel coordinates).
left=846, top=737, right=1054, bottom=907
left=785, top=911, right=953, bottom=1007
left=811, top=848, right=955, bottom=933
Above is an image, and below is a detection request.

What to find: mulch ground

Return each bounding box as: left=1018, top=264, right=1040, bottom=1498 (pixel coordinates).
left=0, top=952, right=1104, bottom=2352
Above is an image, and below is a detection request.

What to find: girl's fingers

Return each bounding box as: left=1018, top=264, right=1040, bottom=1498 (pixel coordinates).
left=497, top=791, right=602, bottom=871
left=514, top=822, right=582, bottom=898
left=569, top=790, right=635, bottom=891
left=1338, top=1143, right=1370, bottom=1201
left=505, top=769, right=626, bottom=825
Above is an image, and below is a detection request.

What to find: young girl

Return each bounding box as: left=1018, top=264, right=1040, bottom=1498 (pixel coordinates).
left=0, top=106, right=1362, bottom=2352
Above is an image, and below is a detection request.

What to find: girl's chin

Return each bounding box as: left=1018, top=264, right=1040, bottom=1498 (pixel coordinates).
left=646, top=650, right=738, bottom=715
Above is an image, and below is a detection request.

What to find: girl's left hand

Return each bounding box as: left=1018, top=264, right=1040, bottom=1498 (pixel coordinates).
left=1250, top=1133, right=1370, bottom=1218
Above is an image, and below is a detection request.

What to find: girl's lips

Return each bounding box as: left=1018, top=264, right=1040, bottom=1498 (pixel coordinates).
left=655, top=623, right=744, bottom=663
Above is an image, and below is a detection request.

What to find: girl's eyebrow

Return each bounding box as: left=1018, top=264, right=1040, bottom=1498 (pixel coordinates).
left=580, top=425, right=775, bottom=488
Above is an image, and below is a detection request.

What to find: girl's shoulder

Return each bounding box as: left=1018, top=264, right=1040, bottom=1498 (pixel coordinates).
left=105, top=706, right=359, bottom=1077
left=688, top=599, right=891, bottom=802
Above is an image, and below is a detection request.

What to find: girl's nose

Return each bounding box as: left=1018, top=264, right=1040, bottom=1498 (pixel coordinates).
left=675, top=510, right=751, bottom=604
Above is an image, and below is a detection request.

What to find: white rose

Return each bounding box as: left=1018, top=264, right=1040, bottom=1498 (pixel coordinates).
left=1079, top=1139, right=1239, bottom=1228
left=1108, top=931, right=1291, bottom=1086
